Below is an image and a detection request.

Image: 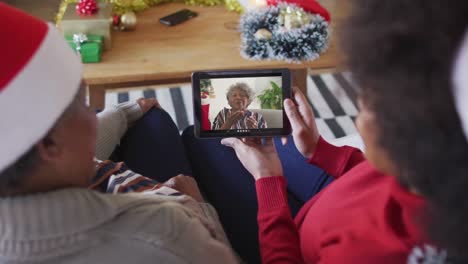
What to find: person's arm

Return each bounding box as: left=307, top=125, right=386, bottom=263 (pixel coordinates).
left=256, top=176, right=303, bottom=263
left=221, top=137, right=300, bottom=263
left=95, top=98, right=159, bottom=160
left=308, top=136, right=365, bottom=179
left=145, top=202, right=239, bottom=263
left=95, top=101, right=142, bottom=160
left=197, top=202, right=235, bottom=251
left=281, top=87, right=365, bottom=179
left=254, top=140, right=365, bottom=262
left=220, top=87, right=365, bottom=263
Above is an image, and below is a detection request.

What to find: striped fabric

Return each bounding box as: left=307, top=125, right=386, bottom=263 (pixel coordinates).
left=90, top=160, right=184, bottom=196
left=103, top=72, right=359, bottom=141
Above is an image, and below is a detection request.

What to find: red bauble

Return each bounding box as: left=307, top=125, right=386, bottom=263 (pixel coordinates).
left=201, top=91, right=209, bottom=99
left=76, top=0, right=99, bottom=16
left=112, top=14, right=121, bottom=26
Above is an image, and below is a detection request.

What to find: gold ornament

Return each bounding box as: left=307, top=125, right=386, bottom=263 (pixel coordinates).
left=254, top=28, right=272, bottom=40
left=278, top=5, right=311, bottom=30
left=120, top=11, right=137, bottom=30
left=56, top=0, right=241, bottom=26
left=225, top=0, right=244, bottom=13
left=111, top=0, right=150, bottom=15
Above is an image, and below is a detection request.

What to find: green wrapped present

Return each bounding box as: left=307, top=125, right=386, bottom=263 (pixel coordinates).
left=60, top=2, right=113, bottom=51
left=66, top=33, right=103, bottom=63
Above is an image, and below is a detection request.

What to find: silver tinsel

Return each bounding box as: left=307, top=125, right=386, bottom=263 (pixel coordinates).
left=239, top=3, right=330, bottom=62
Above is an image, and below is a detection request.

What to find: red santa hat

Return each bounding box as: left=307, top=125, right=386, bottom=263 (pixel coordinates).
left=267, top=0, right=331, bottom=22
left=453, top=29, right=468, bottom=141
left=0, top=3, right=82, bottom=172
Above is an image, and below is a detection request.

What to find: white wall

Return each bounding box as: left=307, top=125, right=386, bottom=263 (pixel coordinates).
left=205, top=76, right=282, bottom=120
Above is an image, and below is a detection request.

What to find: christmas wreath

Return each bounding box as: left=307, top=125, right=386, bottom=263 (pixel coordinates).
left=240, top=2, right=330, bottom=62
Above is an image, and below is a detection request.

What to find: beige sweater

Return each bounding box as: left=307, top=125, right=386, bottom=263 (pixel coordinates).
left=0, top=103, right=238, bottom=263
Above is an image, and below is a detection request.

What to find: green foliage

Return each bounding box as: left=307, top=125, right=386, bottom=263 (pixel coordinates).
left=200, top=79, right=212, bottom=93
left=257, top=81, right=283, bottom=109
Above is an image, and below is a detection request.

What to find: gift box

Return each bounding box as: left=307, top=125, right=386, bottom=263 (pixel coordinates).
left=66, top=34, right=103, bottom=63
left=59, top=2, right=113, bottom=50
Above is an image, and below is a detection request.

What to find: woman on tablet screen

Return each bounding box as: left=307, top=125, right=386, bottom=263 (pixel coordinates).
left=212, top=83, right=268, bottom=130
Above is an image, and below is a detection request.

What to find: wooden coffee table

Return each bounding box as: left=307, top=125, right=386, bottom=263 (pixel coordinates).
left=83, top=1, right=347, bottom=109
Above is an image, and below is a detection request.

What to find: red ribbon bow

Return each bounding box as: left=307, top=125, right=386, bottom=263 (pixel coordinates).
left=76, top=0, right=99, bottom=16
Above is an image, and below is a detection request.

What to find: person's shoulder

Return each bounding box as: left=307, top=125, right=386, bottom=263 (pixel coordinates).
left=79, top=197, right=199, bottom=262
left=96, top=196, right=231, bottom=258
left=109, top=191, right=196, bottom=216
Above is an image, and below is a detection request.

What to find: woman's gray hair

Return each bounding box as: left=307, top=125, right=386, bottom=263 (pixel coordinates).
left=226, top=83, right=255, bottom=105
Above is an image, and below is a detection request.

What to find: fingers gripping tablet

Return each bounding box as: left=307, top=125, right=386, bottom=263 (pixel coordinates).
left=192, top=69, right=292, bottom=138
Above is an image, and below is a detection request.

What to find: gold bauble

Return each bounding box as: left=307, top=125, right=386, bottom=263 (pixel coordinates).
left=120, top=11, right=137, bottom=30
left=278, top=6, right=311, bottom=30
left=254, top=28, right=272, bottom=40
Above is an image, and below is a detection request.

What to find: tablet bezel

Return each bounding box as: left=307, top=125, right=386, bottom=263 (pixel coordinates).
left=192, top=68, right=292, bottom=138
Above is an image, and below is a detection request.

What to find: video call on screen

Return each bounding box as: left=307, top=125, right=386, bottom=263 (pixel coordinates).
left=199, top=76, right=284, bottom=132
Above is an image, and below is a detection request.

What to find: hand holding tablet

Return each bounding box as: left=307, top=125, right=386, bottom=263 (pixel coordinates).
left=192, top=68, right=292, bottom=138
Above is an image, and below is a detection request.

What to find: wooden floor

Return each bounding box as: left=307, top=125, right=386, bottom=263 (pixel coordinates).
left=4, top=0, right=61, bottom=22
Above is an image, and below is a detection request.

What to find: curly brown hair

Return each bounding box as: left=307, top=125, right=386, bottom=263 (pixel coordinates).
left=341, top=0, right=468, bottom=260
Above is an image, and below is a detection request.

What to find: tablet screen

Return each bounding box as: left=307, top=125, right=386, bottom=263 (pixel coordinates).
left=193, top=69, right=291, bottom=138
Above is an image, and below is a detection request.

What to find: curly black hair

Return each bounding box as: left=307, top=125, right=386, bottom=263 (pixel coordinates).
left=341, top=0, right=468, bottom=260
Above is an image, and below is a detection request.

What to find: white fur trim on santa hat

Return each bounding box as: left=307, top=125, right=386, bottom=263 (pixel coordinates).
left=0, top=24, right=82, bottom=172
left=453, top=29, right=468, bottom=140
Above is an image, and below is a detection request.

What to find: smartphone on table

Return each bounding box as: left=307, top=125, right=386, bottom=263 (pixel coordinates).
left=159, top=9, right=198, bottom=26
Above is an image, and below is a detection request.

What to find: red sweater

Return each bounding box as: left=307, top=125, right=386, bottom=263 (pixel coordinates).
left=255, top=137, right=443, bottom=263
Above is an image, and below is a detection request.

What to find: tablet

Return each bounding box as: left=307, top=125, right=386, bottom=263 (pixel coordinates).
left=192, top=68, right=292, bottom=138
